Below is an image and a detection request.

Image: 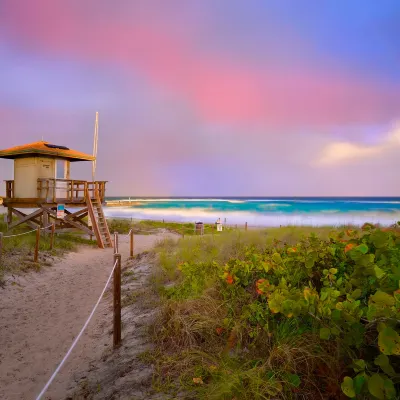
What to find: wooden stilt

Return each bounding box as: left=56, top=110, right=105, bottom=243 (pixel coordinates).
left=50, top=223, right=55, bottom=250
left=34, top=227, right=40, bottom=262
left=43, top=210, right=49, bottom=235
left=0, top=232, right=3, bottom=265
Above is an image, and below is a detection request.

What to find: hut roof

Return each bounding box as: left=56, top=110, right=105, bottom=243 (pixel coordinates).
left=0, top=141, right=95, bottom=161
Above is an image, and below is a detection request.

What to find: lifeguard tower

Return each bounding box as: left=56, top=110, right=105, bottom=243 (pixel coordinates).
left=0, top=140, right=112, bottom=248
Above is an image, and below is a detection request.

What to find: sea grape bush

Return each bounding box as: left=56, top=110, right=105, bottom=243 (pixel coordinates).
left=218, top=223, right=400, bottom=399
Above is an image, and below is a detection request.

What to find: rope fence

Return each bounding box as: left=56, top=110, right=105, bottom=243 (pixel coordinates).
left=35, top=254, right=121, bottom=400
left=2, top=224, right=53, bottom=238
left=0, top=224, right=57, bottom=264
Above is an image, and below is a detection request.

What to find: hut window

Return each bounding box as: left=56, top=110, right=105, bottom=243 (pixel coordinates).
left=56, top=160, right=67, bottom=179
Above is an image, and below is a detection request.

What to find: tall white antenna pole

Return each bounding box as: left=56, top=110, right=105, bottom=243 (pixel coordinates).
left=92, top=112, right=99, bottom=182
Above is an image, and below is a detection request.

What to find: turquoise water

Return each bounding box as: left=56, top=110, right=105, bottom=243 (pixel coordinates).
left=104, top=197, right=400, bottom=227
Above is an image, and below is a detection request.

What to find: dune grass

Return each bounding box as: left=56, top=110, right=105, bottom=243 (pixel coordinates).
left=107, top=218, right=232, bottom=236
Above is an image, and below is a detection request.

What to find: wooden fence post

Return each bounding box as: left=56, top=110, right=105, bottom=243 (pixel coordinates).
left=113, top=253, right=122, bottom=348
left=114, top=232, right=118, bottom=254
left=50, top=223, right=55, bottom=250
left=0, top=232, right=3, bottom=265
left=129, top=230, right=134, bottom=258
left=34, top=226, right=40, bottom=262
left=245, top=222, right=248, bottom=231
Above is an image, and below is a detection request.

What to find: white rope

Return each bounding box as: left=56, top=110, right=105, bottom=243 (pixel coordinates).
left=2, top=228, right=38, bottom=238
left=35, top=258, right=119, bottom=400
left=3, top=225, right=53, bottom=239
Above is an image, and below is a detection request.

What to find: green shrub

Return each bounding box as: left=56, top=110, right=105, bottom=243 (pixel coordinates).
left=151, top=224, right=400, bottom=399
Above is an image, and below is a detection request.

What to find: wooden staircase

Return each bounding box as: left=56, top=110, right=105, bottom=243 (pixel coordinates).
left=86, top=189, right=112, bottom=248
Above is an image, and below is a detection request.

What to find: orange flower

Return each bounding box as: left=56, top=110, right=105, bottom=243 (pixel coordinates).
left=344, top=243, right=356, bottom=253
left=287, top=247, right=297, bottom=253
left=256, top=278, right=270, bottom=295
left=216, top=327, right=224, bottom=335
left=192, top=377, right=204, bottom=385
left=226, top=274, right=234, bottom=285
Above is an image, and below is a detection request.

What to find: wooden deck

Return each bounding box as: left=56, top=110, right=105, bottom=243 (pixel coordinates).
left=3, top=179, right=107, bottom=207
left=2, top=179, right=112, bottom=248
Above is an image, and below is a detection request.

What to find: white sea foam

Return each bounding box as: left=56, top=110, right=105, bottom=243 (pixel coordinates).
left=103, top=206, right=400, bottom=227
left=258, top=203, right=292, bottom=208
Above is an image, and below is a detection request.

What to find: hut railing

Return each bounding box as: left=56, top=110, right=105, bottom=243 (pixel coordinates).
left=36, top=179, right=107, bottom=203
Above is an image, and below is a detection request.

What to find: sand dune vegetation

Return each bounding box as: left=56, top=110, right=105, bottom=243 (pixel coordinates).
left=146, top=224, right=400, bottom=399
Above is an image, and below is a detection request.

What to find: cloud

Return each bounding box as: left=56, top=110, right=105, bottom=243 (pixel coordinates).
left=1, top=0, right=399, bottom=127
left=316, top=123, right=400, bottom=165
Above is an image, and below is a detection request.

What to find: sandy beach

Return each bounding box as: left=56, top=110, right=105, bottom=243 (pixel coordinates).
left=0, top=233, right=167, bottom=400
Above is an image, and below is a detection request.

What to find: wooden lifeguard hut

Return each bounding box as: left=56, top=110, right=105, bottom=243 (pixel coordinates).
left=0, top=140, right=112, bottom=248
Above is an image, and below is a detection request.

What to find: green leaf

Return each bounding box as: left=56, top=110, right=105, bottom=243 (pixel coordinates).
left=272, top=253, right=282, bottom=264
left=305, top=258, right=315, bottom=269
left=320, top=291, right=328, bottom=301
left=371, top=291, right=395, bottom=306
left=352, top=359, right=366, bottom=372
left=287, top=373, right=301, bottom=388
left=383, top=377, right=396, bottom=399
left=353, top=374, right=366, bottom=395
left=331, top=326, right=340, bottom=336
left=378, top=326, right=400, bottom=355
left=374, top=354, right=396, bottom=377
left=261, top=262, right=270, bottom=272
left=368, top=374, right=385, bottom=400
left=341, top=377, right=356, bottom=398
left=331, top=309, right=341, bottom=321
left=350, top=289, right=362, bottom=299
left=370, top=231, right=387, bottom=248
left=329, top=268, right=338, bottom=274
left=377, top=322, right=386, bottom=333
left=374, top=354, right=389, bottom=367
left=374, top=266, right=386, bottom=279
left=355, top=243, right=369, bottom=254
left=320, top=327, right=331, bottom=340
left=336, top=277, right=343, bottom=286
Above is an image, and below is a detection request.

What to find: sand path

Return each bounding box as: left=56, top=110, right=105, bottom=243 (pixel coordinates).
left=0, top=233, right=166, bottom=400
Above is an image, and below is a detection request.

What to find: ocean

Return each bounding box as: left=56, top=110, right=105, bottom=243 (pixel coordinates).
left=103, top=197, right=400, bottom=227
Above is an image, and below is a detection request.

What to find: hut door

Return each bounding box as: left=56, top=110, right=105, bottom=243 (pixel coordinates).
left=56, top=160, right=68, bottom=199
